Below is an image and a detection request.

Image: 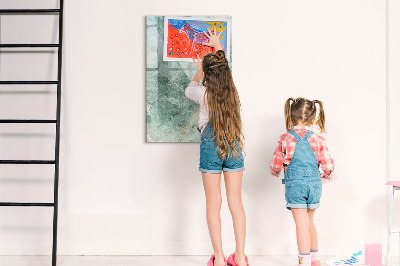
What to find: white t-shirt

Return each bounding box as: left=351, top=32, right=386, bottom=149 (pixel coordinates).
left=185, top=81, right=209, bottom=133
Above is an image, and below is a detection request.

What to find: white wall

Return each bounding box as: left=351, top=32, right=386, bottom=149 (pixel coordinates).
left=388, top=0, right=400, bottom=258
left=0, top=0, right=389, bottom=257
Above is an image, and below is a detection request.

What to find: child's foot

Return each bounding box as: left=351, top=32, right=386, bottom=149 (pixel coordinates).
left=207, top=254, right=226, bottom=266
left=311, top=250, right=320, bottom=266
left=292, top=254, right=311, bottom=266
left=227, top=253, right=249, bottom=266
left=234, top=254, right=248, bottom=266
left=311, top=249, right=321, bottom=266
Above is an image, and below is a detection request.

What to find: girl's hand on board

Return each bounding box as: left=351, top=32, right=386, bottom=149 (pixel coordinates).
left=192, top=55, right=203, bottom=83
left=193, top=54, right=202, bottom=73
left=202, top=28, right=223, bottom=51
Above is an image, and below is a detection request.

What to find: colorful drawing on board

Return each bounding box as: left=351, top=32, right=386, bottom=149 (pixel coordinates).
left=163, top=16, right=231, bottom=62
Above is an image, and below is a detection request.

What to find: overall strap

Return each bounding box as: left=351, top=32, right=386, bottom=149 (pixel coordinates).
left=303, top=130, right=314, bottom=140
left=284, top=129, right=320, bottom=181
left=288, top=130, right=301, bottom=141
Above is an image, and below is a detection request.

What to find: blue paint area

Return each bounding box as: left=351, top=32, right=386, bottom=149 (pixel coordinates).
left=168, top=18, right=228, bottom=49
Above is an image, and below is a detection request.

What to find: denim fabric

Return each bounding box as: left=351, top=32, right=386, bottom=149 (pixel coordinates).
left=199, top=125, right=244, bottom=174
left=284, top=130, right=322, bottom=209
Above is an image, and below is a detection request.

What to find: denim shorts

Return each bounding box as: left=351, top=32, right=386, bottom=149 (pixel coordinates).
left=199, top=126, right=245, bottom=174
left=285, top=178, right=322, bottom=209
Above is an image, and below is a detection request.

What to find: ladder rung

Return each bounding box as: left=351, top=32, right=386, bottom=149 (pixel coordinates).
left=0, top=119, right=56, bottom=123
left=0, top=44, right=59, bottom=48
left=0, top=202, right=54, bottom=207
left=0, top=160, right=55, bottom=164
left=0, top=9, right=60, bottom=14
left=0, top=81, right=58, bottom=84
left=391, top=229, right=400, bottom=233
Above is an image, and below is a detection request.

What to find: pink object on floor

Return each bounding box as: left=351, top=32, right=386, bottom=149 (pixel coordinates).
left=207, top=254, right=227, bottom=266
left=321, top=173, right=338, bottom=184
left=365, top=243, right=382, bottom=266
left=386, top=181, right=400, bottom=187
left=227, top=253, right=249, bottom=266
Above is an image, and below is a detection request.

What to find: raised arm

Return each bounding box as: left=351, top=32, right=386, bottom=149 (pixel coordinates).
left=185, top=55, right=206, bottom=103
left=192, top=54, right=203, bottom=84
left=202, top=28, right=223, bottom=51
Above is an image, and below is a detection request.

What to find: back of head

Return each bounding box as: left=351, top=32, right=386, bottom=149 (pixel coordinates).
left=202, top=50, right=243, bottom=158
left=284, top=97, right=326, bottom=133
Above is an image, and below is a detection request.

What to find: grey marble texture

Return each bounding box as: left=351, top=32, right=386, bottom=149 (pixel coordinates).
left=146, top=16, right=232, bottom=143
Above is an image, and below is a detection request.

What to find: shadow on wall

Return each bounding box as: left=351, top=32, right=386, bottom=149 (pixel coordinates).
left=242, top=115, right=292, bottom=254
left=163, top=142, right=203, bottom=253
left=0, top=5, right=61, bottom=255
left=365, top=195, right=386, bottom=227
left=364, top=194, right=387, bottom=245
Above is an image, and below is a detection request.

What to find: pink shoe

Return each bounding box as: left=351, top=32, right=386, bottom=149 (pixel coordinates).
left=207, top=254, right=227, bottom=266
left=311, top=260, right=320, bottom=266
left=227, top=253, right=249, bottom=266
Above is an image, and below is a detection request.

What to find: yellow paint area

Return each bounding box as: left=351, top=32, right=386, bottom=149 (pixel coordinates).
left=204, top=21, right=227, bottom=40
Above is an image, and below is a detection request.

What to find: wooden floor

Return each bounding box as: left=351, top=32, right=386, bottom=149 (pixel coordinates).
left=0, top=255, right=317, bottom=266
left=0, top=255, right=396, bottom=266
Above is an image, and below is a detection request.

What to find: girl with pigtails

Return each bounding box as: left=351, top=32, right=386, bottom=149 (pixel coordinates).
left=270, top=98, right=335, bottom=266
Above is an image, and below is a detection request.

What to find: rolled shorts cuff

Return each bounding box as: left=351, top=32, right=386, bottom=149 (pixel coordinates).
left=286, top=203, right=320, bottom=210
left=223, top=166, right=245, bottom=172
left=286, top=203, right=308, bottom=210
left=199, top=168, right=222, bottom=174
left=307, top=203, right=320, bottom=209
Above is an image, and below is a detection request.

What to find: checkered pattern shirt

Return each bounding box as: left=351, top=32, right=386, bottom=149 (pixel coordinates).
left=270, top=126, right=334, bottom=179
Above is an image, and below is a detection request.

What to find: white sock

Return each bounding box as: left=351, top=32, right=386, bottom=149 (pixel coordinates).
left=298, top=254, right=311, bottom=266
left=311, top=250, right=319, bottom=262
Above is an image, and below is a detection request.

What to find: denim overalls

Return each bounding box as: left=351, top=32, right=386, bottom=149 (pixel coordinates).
left=283, top=130, right=322, bottom=210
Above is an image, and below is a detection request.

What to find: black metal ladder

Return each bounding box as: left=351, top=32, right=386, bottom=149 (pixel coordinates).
left=0, top=2, right=63, bottom=266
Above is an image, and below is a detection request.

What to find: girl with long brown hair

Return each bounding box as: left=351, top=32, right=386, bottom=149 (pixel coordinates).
left=270, top=98, right=335, bottom=266
left=185, top=28, right=248, bottom=266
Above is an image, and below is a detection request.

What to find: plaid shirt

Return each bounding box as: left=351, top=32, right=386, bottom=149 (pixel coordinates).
left=270, top=126, right=334, bottom=179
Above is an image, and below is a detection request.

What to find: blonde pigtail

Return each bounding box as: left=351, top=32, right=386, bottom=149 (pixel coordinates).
left=285, top=98, right=295, bottom=131
left=313, top=100, right=326, bottom=133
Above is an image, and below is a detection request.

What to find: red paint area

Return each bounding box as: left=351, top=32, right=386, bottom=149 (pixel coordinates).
left=167, top=25, right=215, bottom=59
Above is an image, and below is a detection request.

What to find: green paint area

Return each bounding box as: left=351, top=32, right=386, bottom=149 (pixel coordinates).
left=146, top=16, right=232, bottom=142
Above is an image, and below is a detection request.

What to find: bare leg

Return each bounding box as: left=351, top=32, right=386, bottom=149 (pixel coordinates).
left=307, top=209, right=318, bottom=251
left=291, top=208, right=311, bottom=254
left=224, top=171, right=247, bottom=266
left=202, top=172, right=225, bottom=266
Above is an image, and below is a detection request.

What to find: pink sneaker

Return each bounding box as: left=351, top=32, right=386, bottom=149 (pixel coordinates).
left=207, top=254, right=227, bottom=266
left=311, top=260, right=321, bottom=266
left=227, top=253, right=249, bottom=266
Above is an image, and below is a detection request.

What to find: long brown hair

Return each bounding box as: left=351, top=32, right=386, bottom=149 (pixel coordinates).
left=202, top=50, right=244, bottom=158
left=284, top=97, right=326, bottom=133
